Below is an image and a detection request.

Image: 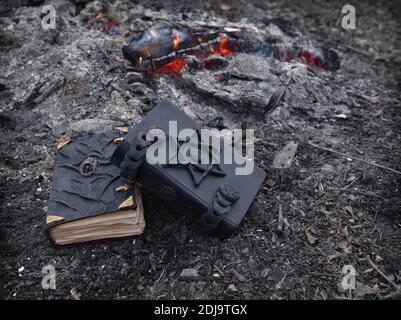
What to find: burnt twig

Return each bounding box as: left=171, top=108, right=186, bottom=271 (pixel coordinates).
left=277, top=203, right=284, bottom=235
left=265, top=74, right=292, bottom=115
left=308, top=141, right=401, bottom=176
left=366, top=255, right=399, bottom=290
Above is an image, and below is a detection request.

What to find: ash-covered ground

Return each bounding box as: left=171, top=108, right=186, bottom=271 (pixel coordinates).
left=1, top=0, right=401, bottom=300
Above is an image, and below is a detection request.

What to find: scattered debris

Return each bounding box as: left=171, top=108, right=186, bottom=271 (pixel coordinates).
left=240, top=247, right=249, bottom=256
left=180, top=268, right=199, bottom=278
left=354, top=282, right=379, bottom=299
left=366, top=256, right=399, bottom=291
left=305, top=227, right=317, bottom=245
left=265, top=74, right=292, bottom=114
left=308, top=141, right=401, bottom=175
left=125, top=72, right=145, bottom=84
left=67, top=119, right=125, bottom=136
left=277, top=203, right=284, bottom=235
left=227, top=283, right=238, bottom=292
left=21, top=73, right=65, bottom=108
left=230, top=268, right=246, bottom=282
left=272, top=141, right=299, bottom=169
left=260, top=268, right=270, bottom=278
left=275, top=274, right=287, bottom=290
left=70, top=287, right=81, bottom=300
left=46, top=119, right=69, bottom=136
left=226, top=53, right=277, bottom=81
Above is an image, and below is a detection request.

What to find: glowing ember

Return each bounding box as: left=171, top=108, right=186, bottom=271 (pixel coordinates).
left=297, top=50, right=324, bottom=69
left=153, top=58, right=187, bottom=74
left=219, top=37, right=236, bottom=57
left=209, top=37, right=238, bottom=57
left=107, top=19, right=113, bottom=30
left=122, top=21, right=339, bottom=74
left=284, top=48, right=291, bottom=62
left=155, top=37, right=239, bottom=74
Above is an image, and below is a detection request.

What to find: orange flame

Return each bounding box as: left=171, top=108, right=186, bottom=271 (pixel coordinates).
left=173, top=34, right=180, bottom=50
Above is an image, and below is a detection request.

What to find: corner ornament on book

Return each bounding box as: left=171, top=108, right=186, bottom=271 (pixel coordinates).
left=197, top=183, right=240, bottom=231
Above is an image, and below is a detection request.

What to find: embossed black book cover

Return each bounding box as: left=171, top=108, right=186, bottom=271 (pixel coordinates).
left=47, top=130, right=144, bottom=245
left=112, top=101, right=265, bottom=237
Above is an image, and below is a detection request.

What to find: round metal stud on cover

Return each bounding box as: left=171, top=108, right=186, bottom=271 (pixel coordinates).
left=80, top=157, right=97, bottom=176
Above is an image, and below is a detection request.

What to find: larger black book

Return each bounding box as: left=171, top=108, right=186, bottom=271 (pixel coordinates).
left=112, top=101, right=265, bottom=237
left=47, top=130, right=145, bottom=245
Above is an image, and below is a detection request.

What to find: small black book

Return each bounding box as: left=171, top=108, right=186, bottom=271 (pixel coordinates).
left=47, top=130, right=144, bottom=245
left=112, top=101, right=265, bottom=237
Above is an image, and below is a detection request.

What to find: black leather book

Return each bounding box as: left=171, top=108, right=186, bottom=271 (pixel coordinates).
left=47, top=130, right=144, bottom=245
left=112, top=101, right=265, bottom=237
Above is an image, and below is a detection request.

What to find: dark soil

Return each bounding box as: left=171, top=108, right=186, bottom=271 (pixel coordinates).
left=1, top=0, right=401, bottom=300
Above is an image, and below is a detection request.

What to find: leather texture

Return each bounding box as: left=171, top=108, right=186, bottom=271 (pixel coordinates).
left=47, top=130, right=137, bottom=227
